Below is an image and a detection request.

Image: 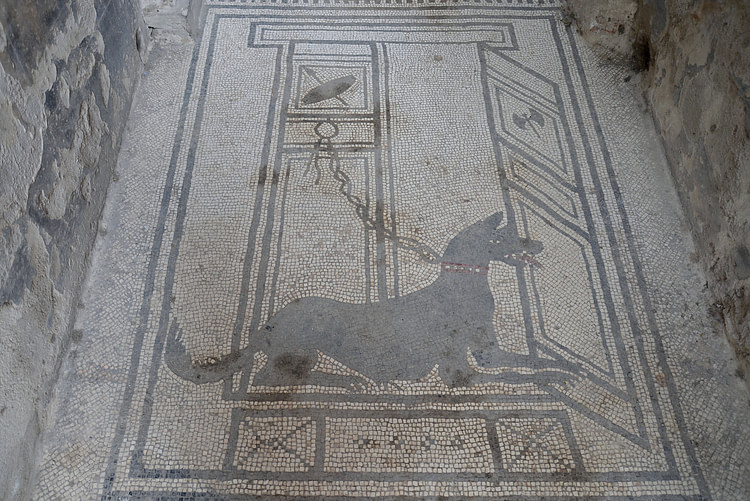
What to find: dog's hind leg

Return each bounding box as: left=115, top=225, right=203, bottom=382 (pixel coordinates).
left=252, top=350, right=373, bottom=390
left=439, top=358, right=480, bottom=389
left=251, top=350, right=317, bottom=387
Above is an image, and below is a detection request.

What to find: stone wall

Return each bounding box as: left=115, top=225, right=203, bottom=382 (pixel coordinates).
left=564, top=0, right=750, bottom=376
left=0, top=0, right=146, bottom=499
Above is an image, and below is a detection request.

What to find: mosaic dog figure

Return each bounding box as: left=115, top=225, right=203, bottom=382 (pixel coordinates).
left=165, top=211, right=543, bottom=388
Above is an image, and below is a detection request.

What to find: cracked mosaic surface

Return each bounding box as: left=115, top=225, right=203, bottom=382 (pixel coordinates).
left=32, top=2, right=750, bottom=499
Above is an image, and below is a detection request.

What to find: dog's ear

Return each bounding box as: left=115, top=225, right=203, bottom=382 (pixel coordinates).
left=483, top=211, right=504, bottom=229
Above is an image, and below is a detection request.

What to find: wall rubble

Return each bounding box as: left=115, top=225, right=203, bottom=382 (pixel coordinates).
left=0, top=0, right=146, bottom=499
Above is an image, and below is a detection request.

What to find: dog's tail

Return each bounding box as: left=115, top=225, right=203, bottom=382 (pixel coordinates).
left=164, top=319, right=252, bottom=384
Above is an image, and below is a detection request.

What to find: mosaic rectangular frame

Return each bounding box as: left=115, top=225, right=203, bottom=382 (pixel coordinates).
left=100, top=3, right=709, bottom=499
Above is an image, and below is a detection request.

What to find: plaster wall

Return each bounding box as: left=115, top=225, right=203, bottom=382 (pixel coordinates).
left=565, top=0, right=750, bottom=379
left=0, top=1, right=146, bottom=498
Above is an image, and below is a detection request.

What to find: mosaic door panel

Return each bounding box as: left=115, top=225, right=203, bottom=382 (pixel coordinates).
left=98, top=4, right=708, bottom=499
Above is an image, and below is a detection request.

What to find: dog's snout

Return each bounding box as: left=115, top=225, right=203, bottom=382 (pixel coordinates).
left=521, top=237, right=543, bottom=254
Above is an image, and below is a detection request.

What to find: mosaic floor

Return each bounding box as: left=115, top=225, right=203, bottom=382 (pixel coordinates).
left=32, top=1, right=750, bottom=499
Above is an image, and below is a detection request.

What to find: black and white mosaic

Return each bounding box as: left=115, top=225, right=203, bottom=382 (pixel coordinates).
left=31, top=2, right=750, bottom=499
